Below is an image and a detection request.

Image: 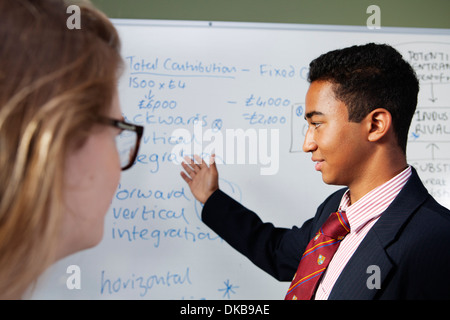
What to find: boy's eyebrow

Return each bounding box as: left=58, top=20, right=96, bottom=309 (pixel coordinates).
left=304, top=111, right=325, bottom=120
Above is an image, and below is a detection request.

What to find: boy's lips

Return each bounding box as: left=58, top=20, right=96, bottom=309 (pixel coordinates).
left=312, top=158, right=324, bottom=171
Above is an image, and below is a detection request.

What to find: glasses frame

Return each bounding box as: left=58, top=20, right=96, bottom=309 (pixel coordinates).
left=99, top=117, right=144, bottom=171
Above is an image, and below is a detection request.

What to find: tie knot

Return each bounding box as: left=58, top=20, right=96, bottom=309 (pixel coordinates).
left=320, top=211, right=350, bottom=239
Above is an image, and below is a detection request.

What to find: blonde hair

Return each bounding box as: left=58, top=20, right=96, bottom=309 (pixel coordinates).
left=0, top=0, right=122, bottom=298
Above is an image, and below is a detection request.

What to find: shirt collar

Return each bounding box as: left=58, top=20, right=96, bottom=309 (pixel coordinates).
left=338, top=166, right=412, bottom=233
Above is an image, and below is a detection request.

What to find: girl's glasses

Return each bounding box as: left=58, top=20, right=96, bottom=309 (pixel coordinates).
left=99, top=117, right=144, bottom=171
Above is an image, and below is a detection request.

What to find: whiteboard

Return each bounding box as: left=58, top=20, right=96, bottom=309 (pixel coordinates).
left=30, top=20, right=450, bottom=299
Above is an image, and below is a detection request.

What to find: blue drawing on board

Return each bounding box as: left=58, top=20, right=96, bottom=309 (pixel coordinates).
left=218, top=279, right=239, bottom=299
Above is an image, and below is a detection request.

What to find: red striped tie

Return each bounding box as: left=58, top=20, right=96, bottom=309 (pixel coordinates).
left=285, top=211, right=350, bottom=300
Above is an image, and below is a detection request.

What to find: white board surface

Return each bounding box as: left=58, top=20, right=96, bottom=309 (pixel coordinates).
left=30, top=20, right=450, bottom=299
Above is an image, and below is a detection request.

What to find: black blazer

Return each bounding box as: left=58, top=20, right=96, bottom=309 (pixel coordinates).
left=202, top=167, right=450, bottom=299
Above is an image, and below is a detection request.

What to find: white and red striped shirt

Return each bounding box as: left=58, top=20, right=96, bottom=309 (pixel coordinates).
left=314, top=166, right=412, bottom=300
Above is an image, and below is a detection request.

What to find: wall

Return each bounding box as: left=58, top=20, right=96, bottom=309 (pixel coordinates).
left=91, top=0, right=450, bottom=29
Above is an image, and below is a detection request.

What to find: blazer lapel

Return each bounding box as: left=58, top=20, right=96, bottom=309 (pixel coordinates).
left=328, top=167, right=429, bottom=299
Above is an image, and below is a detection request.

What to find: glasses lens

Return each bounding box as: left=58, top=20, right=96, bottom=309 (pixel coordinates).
left=115, top=130, right=138, bottom=169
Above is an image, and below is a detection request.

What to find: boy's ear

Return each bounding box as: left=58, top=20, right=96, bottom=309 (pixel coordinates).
left=365, top=108, right=393, bottom=142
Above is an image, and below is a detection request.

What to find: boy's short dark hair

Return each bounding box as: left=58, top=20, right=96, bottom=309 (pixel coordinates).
left=308, top=43, right=419, bottom=154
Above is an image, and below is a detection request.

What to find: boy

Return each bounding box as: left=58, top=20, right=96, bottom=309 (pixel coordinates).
left=181, top=43, right=450, bottom=299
